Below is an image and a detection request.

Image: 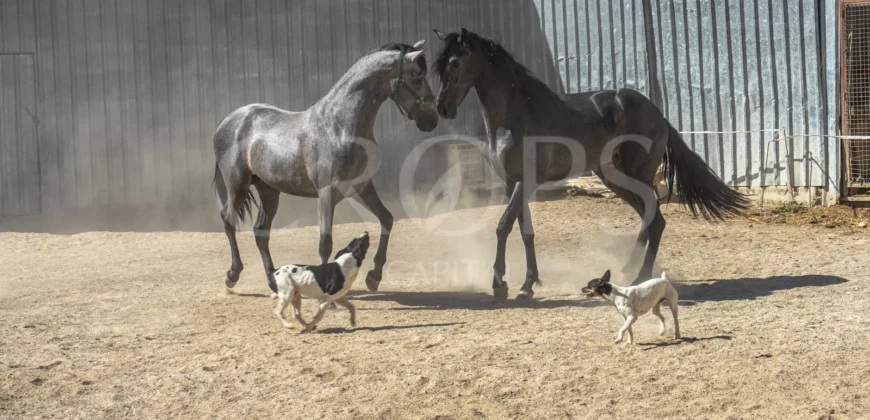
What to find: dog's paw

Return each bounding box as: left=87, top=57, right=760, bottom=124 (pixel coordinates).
left=270, top=292, right=278, bottom=299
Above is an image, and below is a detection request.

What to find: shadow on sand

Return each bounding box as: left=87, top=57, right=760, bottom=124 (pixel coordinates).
left=640, top=335, right=733, bottom=350
left=350, top=290, right=606, bottom=311
left=316, top=322, right=466, bottom=334
left=674, top=274, right=848, bottom=306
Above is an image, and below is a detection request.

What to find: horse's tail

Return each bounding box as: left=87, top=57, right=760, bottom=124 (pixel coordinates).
left=212, top=163, right=257, bottom=226
left=665, top=123, right=750, bottom=220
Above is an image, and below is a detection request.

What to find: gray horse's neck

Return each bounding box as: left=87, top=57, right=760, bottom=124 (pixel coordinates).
left=310, top=52, right=397, bottom=139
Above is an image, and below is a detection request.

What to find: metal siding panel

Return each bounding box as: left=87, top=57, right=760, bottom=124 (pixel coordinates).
left=101, top=0, right=126, bottom=207
left=287, top=0, right=305, bottom=110
left=118, top=0, right=142, bottom=205
left=789, top=0, right=808, bottom=186
left=801, top=0, right=822, bottom=187
left=180, top=0, right=204, bottom=204
left=226, top=0, right=246, bottom=109
left=804, top=0, right=824, bottom=187
left=0, top=54, right=40, bottom=216
left=53, top=0, right=76, bottom=209
left=588, top=0, right=602, bottom=89
left=1, top=0, right=20, bottom=51
left=148, top=0, right=173, bottom=202
left=772, top=0, right=790, bottom=187
left=755, top=0, right=774, bottom=186
left=730, top=0, right=751, bottom=187
left=826, top=0, right=840, bottom=194
left=600, top=0, right=614, bottom=90
left=687, top=0, right=703, bottom=152
left=258, top=0, right=275, bottom=106
left=196, top=0, right=216, bottom=198
left=84, top=0, right=109, bottom=208
left=164, top=0, right=188, bottom=203
left=211, top=0, right=232, bottom=119
left=0, top=57, right=17, bottom=215
left=716, top=0, right=736, bottom=185
left=700, top=0, right=720, bottom=173
left=272, top=0, right=290, bottom=110
left=36, top=0, right=59, bottom=212
left=241, top=0, right=259, bottom=104
left=17, top=54, right=39, bottom=215
left=653, top=0, right=668, bottom=113
left=70, top=1, right=94, bottom=208
left=633, top=0, right=647, bottom=95
left=133, top=0, right=156, bottom=202
left=562, top=0, right=578, bottom=93
left=662, top=0, right=683, bottom=129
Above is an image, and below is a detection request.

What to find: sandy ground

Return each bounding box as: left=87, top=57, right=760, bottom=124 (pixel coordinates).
left=2, top=196, right=870, bottom=419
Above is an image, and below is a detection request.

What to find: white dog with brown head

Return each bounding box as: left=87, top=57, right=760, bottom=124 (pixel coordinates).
left=582, top=270, right=680, bottom=344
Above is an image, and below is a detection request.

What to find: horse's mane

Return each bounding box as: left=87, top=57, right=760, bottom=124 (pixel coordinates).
left=364, top=43, right=427, bottom=72
left=434, top=30, right=561, bottom=105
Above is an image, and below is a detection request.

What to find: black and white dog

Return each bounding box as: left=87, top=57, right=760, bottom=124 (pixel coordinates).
left=272, top=232, right=370, bottom=332
left=582, top=270, right=680, bottom=344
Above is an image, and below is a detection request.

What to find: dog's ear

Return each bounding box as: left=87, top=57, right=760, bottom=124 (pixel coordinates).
left=599, top=270, right=611, bottom=284
left=433, top=29, right=446, bottom=40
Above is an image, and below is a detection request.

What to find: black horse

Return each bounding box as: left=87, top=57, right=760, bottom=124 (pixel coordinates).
left=433, top=28, right=748, bottom=301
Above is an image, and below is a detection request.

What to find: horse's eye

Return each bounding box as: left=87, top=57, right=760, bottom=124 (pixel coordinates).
left=451, top=60, right=460, bottom=68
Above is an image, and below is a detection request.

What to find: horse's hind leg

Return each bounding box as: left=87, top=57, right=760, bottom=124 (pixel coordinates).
left=355, top=183, right=394, bottom=292
left=492, top=181, right=523, bottom=301
left=637, top=207, right=666, bottom=284
left=516, top=191, right=540, bottom=300
left=594, top=166, right=661, bottom=284
left=253, top=183, right=280, bottom=294
left=220, top=177, right=252, bottom=290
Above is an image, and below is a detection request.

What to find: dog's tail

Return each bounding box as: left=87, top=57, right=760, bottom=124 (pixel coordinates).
left=661, top=272, right=667, bottom=282
left=665, top=123, right=750, bottom=219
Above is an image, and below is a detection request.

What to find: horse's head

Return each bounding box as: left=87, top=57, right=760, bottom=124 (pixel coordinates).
left=433, top=28, right=483, bottom=119
left=387, top=40, right=439, bottom=132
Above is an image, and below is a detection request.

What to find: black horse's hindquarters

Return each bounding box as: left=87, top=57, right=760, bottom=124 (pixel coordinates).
left=433, top=28, right=749, bottom=299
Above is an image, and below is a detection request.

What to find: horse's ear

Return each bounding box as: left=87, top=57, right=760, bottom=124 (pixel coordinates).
left=404, top=50, right=425, bottom=63
left=412, top=39, right=425, bottom=49
left=599, top=270, right=611, bottom=284
left=433, top=29, right=446, bottom=40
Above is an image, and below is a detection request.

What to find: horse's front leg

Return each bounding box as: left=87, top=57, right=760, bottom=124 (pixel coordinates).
left=354, top=183, right=394, bottom=292
left=516, top=193, right=540, bottom=300
left=492, top=181, right=523, bottom=301
left=317, top=187, right=337, bottom=264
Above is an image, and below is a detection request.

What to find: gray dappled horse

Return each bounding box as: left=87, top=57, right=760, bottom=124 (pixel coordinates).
left=213, top=41, right=438, bottom=295
left=433, top=29, right=748, bottom=301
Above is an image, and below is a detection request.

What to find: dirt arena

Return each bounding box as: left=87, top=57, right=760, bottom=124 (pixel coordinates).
left=2, top=196, right=869, bottom=419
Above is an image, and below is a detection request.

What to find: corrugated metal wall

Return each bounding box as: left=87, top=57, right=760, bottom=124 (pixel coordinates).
left=0, top=0, right=560, bottom=219
left=537, top=0, right=841, bottom=192
left=0, top=0, right=844, bottom=221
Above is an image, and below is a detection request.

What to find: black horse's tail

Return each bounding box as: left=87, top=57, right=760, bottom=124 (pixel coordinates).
left=212, top=164, right=257, bottom=225
left=664, top=123, right=750, bottom=220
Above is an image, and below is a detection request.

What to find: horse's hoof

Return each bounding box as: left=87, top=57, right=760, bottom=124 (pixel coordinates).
left=225, top=277, right=238, bottom=289
left=365, top=272, right=381, bottom=292
left=515, top=290, right=534, bottom=301
left=493, top=284, right=509, bottom=302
